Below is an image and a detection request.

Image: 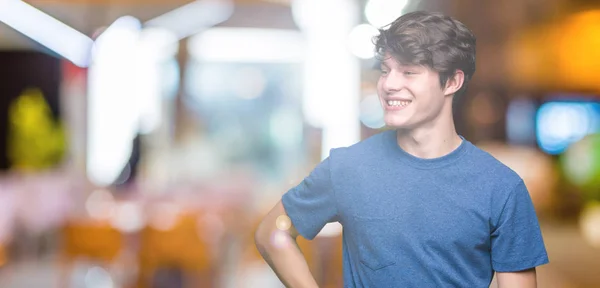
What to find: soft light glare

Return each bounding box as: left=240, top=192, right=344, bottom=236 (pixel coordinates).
left=292, top=0, right=357, bottom=32
left=188, top=28, right=305, bottom=63
left=0, top=0, right=93, bottom=67
left=561, top=134, right=600, bottom=193
left=563, top=136, right=595, bottom=186
left=85, top=189, right=115, bottom=220
left=232, top=67, right=266, bottom=99
left=92, top=16, right=142, bottom=62
left=270, top=230, right=292, bottom=249
left=580, top=202, right=600, bottom=248
left=88, top=22, right=173, bottom=186
left=138, top=27, right=179, bottom=62
left=506, top=98, right=537, bottom=145
left=276, top=215, right=292, bottom=231
left=270, top=108, right=303, bottom=148
left=294, top=0, right=360, bottom=158
left=134, top=28, right=177, bottom=134
left=110, top=202, right=144, bottom=233
left=536, top=102, right=599, bottom=155
left=348, top=24, right=380, bottom=59
left=360, top=94, right=385, bottom=129
left=145, top=0, right=234, bottom=40
left=85, top=266, right=114, bottom=288
left=365, top=0, right=409, bottom=28
left=148, top=203, right=180, bottom=231
left=87, top=16, right=142, bottom=186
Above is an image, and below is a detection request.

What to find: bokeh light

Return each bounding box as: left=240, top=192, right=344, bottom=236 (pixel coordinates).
left=270, top=230, right=292, bottom=249
left=348, top=24, right=379, bottom=59
left=365, top=0, right=409, bottom=29
left=269, top=107, right=303, bottom=149
left=292, top=0, right=357, bottom=32
left=506, top=98, right=537, bottom=145
left=148, top=203, right=181, bottom=231
left=562, top=134, right=600, bottom=197
left=84, top=266, right=115, bottom=288
left=580, top=202, right=600, bottom=248
left=231, top=67, right=267, bottom=100
left=85, top=189, right=115, bottom=220
left=110, top=202, right=144, bottom=233
left=275, top=215, right=291, bottom=231
left=359, top=94, right=385, bottom=129
left=536, top=102, right=600, bottom=155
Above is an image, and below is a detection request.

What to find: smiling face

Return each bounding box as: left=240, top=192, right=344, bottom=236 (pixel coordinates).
left=377, top=54, right=449, bottom=130
left=373, top=12, right=477, bottom=131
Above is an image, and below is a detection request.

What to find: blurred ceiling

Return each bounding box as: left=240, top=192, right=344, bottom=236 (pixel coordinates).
left=0, top=0, right=296, bottom=49
left=3, top=0, right=599, bottom=92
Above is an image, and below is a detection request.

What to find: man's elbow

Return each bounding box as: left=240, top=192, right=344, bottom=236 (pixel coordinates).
left=254, top=201, right=298, bottom=254
left=254, top=220, right=271, bottom=253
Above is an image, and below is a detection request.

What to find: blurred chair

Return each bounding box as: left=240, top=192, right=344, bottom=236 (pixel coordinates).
left=231, top=214, right=318, bottom=287
left=136, top=212, right=216, bottom=288
left=0, top=242, right=7, bottom=268
left=317, top=234, right=344, bottom=288
left=60, top=220, right=124, bottom=287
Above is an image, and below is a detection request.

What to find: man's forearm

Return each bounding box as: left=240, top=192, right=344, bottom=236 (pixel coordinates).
left=255, top=230, right=319, bottom=288
left=496, top=269, right=537, bottom=288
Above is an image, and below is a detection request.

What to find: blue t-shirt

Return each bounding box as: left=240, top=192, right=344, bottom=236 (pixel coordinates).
left=282, top=130, right=549, bottom=287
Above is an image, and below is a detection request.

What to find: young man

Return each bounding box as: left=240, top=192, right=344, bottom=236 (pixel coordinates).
left=255, top=11, right=548, bottom=288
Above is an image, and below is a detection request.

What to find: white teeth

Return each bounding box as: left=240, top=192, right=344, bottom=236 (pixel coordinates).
left=387, top=100, right=411, bottom=107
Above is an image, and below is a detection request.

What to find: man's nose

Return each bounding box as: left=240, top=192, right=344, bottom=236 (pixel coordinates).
left=382, top=71, right=404, bottom=93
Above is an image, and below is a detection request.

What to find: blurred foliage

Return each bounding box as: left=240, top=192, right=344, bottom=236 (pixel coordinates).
left=7, top=88, right=66, bottom=171
left=561, top=134, right=600, bottom=202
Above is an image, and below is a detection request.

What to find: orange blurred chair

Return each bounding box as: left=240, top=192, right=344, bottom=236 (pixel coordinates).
left=0, top=243, right=7, bottom=268
left=318, top=234, right=344, bottom=288
left=136, top=212, right=217, bottom=288
left=60, top=220, right=124, bottom=287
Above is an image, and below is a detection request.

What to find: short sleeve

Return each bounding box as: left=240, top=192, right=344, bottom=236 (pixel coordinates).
left=491, top=180, right=549, bottom=272
left=281, top=155, right=338, bottom=240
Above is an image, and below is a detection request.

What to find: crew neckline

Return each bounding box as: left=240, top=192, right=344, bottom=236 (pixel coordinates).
left=384, top=129, right=472, bottom=169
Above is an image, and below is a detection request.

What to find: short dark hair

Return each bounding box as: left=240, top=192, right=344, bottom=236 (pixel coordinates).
left=374, top=11, right=476, bottom=97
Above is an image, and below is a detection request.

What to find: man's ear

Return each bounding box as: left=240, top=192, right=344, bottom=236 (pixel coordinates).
left=443, top=70, right=465, bottom=96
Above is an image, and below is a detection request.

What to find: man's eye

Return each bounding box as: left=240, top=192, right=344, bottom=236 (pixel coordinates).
left=404, top=71, right=416, bottom=75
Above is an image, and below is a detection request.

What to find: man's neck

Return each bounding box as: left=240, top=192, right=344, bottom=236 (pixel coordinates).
left=395, top=107, right=462, bottom=159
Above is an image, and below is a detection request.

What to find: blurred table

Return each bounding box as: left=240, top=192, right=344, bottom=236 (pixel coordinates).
left=534, top=220, right=600, bottom=288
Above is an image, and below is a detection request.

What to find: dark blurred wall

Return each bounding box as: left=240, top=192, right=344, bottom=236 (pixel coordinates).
left=0, top=51, right=61, bottom=170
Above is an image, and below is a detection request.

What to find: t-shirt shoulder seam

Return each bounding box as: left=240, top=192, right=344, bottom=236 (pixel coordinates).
left=328, top=148, right=342, bottom=221
left=493, top=178, right=525, bottom=229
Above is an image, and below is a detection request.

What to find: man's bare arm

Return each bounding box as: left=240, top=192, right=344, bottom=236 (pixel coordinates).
left=254, top=200, right=319, bottom=288
left=496, top=268, right=537, bottom=288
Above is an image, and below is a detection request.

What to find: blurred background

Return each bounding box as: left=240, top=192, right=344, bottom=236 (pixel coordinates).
left=0, top=0, right=599, bottom=287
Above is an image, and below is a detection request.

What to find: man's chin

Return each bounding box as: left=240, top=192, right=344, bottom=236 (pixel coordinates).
left=384, top=117, right=411, bottom=129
